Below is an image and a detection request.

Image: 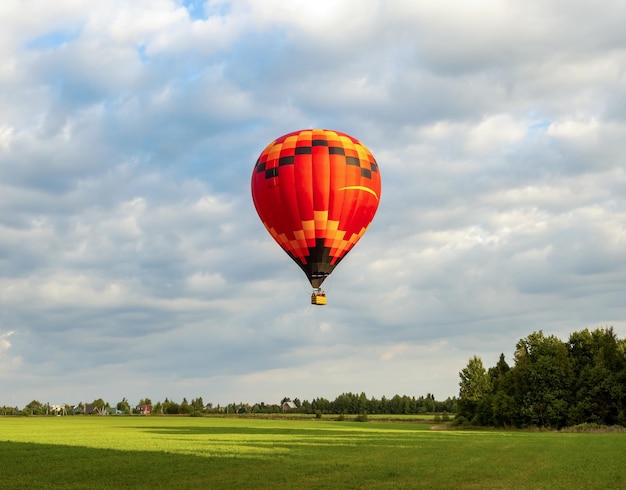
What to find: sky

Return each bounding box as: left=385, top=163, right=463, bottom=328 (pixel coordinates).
left=2, top=0, right=626, bottom=409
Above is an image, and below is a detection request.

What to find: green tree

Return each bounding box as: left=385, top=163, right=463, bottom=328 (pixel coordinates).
left=91, top=398, right=109, bottom=413
left=24, top=400, right=45, bottom=416
left=311, top=397, right=330, bottom=414
left=333, top=393, right=356, bottom=414
left=191, top=397, right=204, bottom=412
left=513, top=331, right=572, bottom=428
left=488, top=354, right=516, bottom=426
left=379, top=395, right=388, bottom=414
left=357, top=392, right=368, bottom=414
left=116, top=398, right=130, bottom=413
left=424, top=393, right=436, bottom=413
left=164, top=400, right=180, bottom=414
left=567, top=327, right=626, bottom=425
left=179, top=398, right=192, bottom=415
left=458, top=355, right=491, bottom=423
left=388, top=395, right=403, bottom=414
left=300, top=399, right=312, bottom=413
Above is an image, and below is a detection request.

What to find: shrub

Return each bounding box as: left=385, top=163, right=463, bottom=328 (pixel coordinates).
left=452, top=415, right=468, bottom=426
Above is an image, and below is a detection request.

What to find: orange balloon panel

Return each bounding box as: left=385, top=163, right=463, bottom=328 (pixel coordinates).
left=251, top=129, right=381, bottom=288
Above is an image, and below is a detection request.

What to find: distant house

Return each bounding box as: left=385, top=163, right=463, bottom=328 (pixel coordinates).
left=50, top=404, right=67, bottom=415
left=137, top=404, right=151, bottom=415
left=282, top=401, right=297, bottom=412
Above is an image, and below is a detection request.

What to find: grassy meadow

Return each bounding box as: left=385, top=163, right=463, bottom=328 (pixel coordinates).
left=0, top=415, right=623, bottom=489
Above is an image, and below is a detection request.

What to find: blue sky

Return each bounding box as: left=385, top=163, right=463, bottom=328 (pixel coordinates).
left=1, top=0, right=626, bottom=408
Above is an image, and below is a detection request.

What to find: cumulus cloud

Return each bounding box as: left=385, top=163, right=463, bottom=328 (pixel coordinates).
left=1, top=0, right=626, bottom=407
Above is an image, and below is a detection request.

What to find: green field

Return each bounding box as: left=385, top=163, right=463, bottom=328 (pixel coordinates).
left=0, top=416, right=623, bottom=489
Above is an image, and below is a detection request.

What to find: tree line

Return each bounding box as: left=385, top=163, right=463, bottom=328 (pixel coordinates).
left=2, top=393, right=458, bottom=417
left=457, top=327, right=626, bottom=428
left=282, top=392, right=457, bottom=415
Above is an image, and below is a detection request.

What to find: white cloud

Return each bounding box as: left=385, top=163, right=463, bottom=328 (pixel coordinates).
left=0, top=125, right=13, bottom=149
left=0, top=330, right=15, bottom=351
left=547, top=117, right=599, bottom=141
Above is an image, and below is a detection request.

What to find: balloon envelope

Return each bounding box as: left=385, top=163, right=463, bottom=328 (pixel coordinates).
left=251, top=129, right=381, bottom=288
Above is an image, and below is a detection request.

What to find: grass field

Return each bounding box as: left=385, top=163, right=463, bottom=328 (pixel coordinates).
left=0, top=415, right=623, bottom=489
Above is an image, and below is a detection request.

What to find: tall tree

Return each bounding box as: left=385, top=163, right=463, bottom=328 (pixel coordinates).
left=488, top=354, right=515, bottom=426
left=512, top=331, right=572, bottom=428
left=568, top=327, right=626, bottom=425
left=458, top=355, right=491, bottom=422
left=191, top=397, right=204, bottom=412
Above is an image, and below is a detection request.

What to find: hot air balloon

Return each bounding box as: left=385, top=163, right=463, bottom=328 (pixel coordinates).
left=251, top=129, right=381, bottom=305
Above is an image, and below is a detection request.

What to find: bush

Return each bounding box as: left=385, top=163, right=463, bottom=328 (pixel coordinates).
left=315, top=410, right=322, bottom=419
left=354, top=413, right=369, bottom=422
left=452, top=415, right=468, bottom=426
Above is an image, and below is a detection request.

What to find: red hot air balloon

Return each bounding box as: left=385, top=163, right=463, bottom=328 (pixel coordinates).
left=251, top=129, right=381, bottom=305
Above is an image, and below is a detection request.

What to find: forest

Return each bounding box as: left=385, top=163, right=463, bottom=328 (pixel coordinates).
left=457, top=327, right=626, bottom=428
